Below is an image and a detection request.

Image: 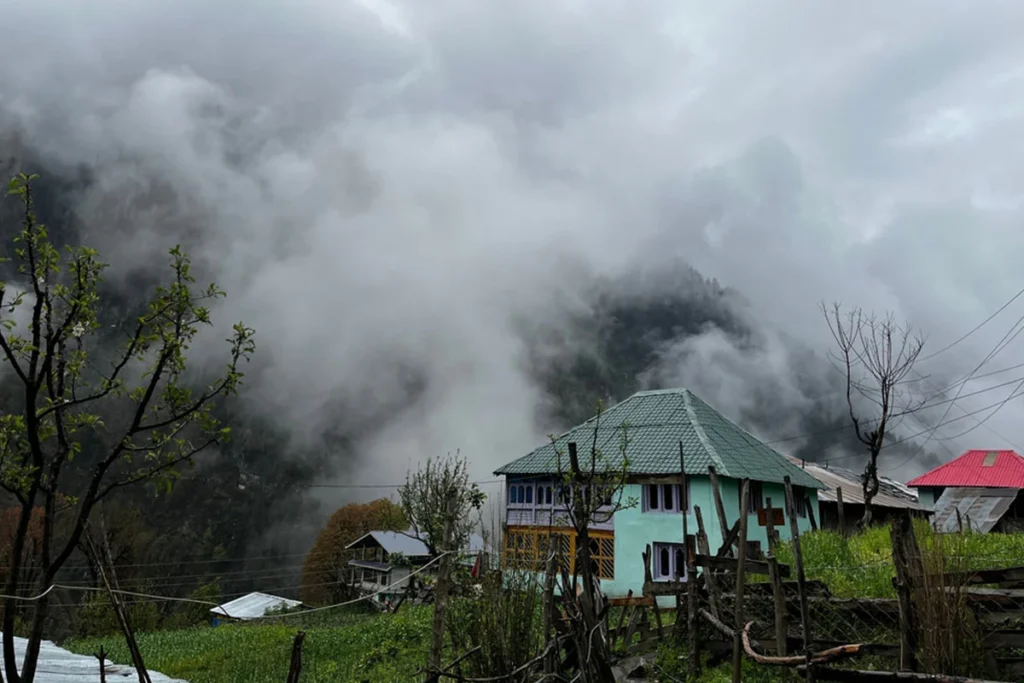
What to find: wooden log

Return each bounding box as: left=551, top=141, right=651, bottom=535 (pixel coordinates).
left=716, top=519, right=742, bottom=558
left=613, top=588, right=633, bottom=650
left=797, top=666, right=1012, bottom=683
left=733, top=479, right=751, bottom=683
left=708, top=465, right=731, bottom=546
left=765, top=497, right=789, bottom=655
left=695, top=505, right=723, bottom=618
left=785, top=475, right=814, bottom=683
left=807, top=497, right=818, bottom=532
left=285, top=631, right=306, bottom=683
left=696, top=553, right=792, bottom=578
left=890, top=514, right=923, bottom=672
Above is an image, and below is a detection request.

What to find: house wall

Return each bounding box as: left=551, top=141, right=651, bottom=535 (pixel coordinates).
left=610, top=478, right=817, bottom=605
left=504, top=475, right=817, bottom=606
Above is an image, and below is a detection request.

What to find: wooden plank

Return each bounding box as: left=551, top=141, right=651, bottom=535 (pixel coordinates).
left=609, top=594, right=652, bottom=608
left=707, top=465, right=731, bottom=546
left=696, top=553, right=792, bottom=578
left=933, top=566, right=1024, bottom=587
left=695, top=505, right=723, bottom=618
left=984, top=630, right=1024, bottom=649
left=758, top=507, right=785, bottom=527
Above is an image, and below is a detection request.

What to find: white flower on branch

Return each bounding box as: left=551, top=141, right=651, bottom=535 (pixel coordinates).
left=71, top=322, right=85, bottom=338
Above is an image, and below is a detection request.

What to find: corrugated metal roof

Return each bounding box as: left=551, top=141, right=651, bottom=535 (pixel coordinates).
left=494, top=389, right=823, bottom=490
left=346, top=531, right=490, bottom=557
left=784, top=458, right=929, bottom=512
left=907, top=449, right=1024, bottom=489
left=931, top=487, right=1019, bottom=533
left=818, top=463, right=920, bottom=503
left=0, top=634, right=184, bottom=683
left=346, top=531, right=430, bottom=556
left=210, top=592, right=302, bottom=620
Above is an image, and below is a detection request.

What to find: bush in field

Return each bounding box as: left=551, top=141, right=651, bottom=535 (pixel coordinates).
left=445, top=569, right=545, bottom=682
left=75, top=592, right=160, bottom=638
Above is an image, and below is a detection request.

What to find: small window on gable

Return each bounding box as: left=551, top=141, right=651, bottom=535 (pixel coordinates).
left=983, top=451, right=999, bottom=467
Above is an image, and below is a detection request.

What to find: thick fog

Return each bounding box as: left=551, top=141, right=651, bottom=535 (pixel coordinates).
left=2, top=0, right=1024, bottom=498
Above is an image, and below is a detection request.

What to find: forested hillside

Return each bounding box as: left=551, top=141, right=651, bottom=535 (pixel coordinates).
left=0, top=158, right=939, bottom=639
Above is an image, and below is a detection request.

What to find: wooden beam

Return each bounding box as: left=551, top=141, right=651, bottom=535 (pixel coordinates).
left=696, top=553, right=792, bottom=578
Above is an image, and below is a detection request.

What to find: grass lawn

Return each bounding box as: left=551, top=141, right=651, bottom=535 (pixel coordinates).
left=66, top=607, right=435, bottom=683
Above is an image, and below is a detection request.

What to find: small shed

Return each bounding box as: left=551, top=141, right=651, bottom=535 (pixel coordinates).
left=210, top=592, right=303, bottom=621
left=908, top=449, right=1024, bottom=533
left=785, top=457, right=931, bottom=530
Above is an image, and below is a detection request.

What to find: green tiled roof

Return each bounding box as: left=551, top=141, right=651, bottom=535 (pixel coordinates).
left=495, top=388, right=824, bottom=489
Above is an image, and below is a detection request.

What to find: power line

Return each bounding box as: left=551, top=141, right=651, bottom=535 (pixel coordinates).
left=918, top=284, right=1024, bottom=362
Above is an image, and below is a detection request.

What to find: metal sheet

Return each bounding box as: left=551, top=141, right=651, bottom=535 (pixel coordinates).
left=0, top=634, right=185, bottom=683
left=932, top=487, right=1018, bottom=533
left=784, top=457, right=929, bottom=511
left=210, top=591, right=303, bottom=620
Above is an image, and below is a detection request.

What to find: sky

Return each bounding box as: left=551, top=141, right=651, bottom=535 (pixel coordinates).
left=2, top=0, right=1024, bottom=500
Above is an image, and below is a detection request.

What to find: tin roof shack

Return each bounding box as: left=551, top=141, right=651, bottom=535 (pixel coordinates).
left=344, top=531, right=492, bottom=606
left=784, top=457, right=931, bottom=530
left=345, top=531, right=431, bottom=606
left=908, top=450, right=1024, bottom=533
left=210, top=592, right=303, bottom=622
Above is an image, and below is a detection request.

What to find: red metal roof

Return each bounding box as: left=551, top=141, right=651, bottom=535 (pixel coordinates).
left=906, top=449, right=1024, bottom=489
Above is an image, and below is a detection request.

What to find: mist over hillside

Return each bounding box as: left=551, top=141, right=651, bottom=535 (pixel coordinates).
left=3, top=2, right=1024, bottom=630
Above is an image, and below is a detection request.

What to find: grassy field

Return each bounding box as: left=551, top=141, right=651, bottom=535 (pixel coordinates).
left=67, top=607, right=436, bottom=683
left=65, top=527, right=1024, bottom=683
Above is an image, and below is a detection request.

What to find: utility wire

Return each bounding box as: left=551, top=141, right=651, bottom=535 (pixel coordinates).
left=918, top=284, right=1024, bottom=362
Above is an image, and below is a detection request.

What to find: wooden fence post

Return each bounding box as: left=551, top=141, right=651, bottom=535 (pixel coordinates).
left=836, top=487, right=847, bottom=538
left=732, top=479, right=751, bottom=683
left=96, top=646, right=107, bottom=683
left=891, top=513, right=923, bottom=672
left=681, top=443, right=701, bottom=681
left=785, top=476, right=814, bottom=683
left=764, top=497, right=789, bottom=656
left=285, top=631, right=305, bottom=683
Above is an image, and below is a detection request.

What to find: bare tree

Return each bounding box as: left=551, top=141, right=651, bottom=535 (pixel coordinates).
left=550, top=403, right=637, bottom=683
left=0, top=173, right=254, bottom=683
left=823, top=303, right=924, bottom=528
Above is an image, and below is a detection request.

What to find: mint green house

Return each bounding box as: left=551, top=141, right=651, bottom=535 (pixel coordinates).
left=494, top=388, right=825, bottom=600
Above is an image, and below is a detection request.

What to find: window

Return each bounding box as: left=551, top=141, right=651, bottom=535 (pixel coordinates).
left=525, top=485, right=533, bottom=504
left=544, top=486, right=553, bottom=505
left=747, top=481, right=763, bottom=514
left=794, top=490, right=808, bottom=518
left=509, top=485, right=518, bottom=504
left=652, top=541, right=688, bottom=581
left=643, top=481, right=689, bottom=513
left=503, top=528, right=614, bottom=579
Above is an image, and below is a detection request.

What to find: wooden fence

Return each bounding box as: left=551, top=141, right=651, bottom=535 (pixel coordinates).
left=613, top=475, right=1024, bottom=682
